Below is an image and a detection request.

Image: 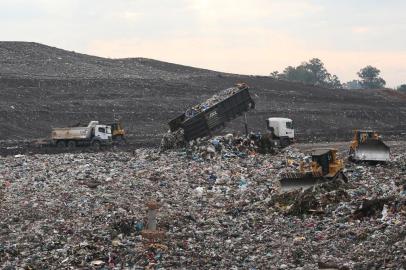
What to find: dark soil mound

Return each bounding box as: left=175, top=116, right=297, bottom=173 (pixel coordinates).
left=1, top=42, right=405, bottom=145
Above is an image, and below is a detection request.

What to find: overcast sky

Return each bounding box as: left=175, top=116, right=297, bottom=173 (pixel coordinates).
left=1, top=0, right=405, bottom=87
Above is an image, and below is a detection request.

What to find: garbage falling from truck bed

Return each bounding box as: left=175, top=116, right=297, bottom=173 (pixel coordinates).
left=161, top=83, right=255, bottom=150
left=0, top=141, right=405, bottom=269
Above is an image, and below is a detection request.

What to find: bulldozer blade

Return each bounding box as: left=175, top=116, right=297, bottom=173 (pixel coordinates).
left=279, top=173, right=326, bottom=192
left=336, top=171, right=348, bottom=183
left=354, top=140, right=390, bottom=162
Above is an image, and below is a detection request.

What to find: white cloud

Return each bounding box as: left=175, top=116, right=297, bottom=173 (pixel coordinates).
left=186, top=0, right=322, bottom=31
left=0, top=0, right=405, bottom=86
left=112, top=11, right=142, bottom=22
left=352, top=26, right=371, bottom=34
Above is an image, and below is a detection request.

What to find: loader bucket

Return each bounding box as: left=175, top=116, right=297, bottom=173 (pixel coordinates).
left=279, top=172, right=326, bottom=192
left=354, top=140, right=390, bottom=162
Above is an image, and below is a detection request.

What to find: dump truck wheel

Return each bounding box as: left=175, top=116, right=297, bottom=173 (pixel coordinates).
left=92, top=140, right=101, bottom=150
left=56, top=141, right=66, bottom=148
left=67, top=140, right=76, bottom=149
left=281, top=138, right=290, bottom=147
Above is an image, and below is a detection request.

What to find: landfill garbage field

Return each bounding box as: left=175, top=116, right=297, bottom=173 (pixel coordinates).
left=1, top=140, right=405, bottom=269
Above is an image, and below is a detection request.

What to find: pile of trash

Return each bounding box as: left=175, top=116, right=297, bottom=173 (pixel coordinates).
left=160, top=128, right=186, bottom=152
left=185, top=134, right=265, bottom=160
left=160, top=83, right=249, bottom=151
left=162, top=132, right=279, bottom=156
left=184, top=85, right=245, bottom=119
left=0, top=142, right=405, bottom=269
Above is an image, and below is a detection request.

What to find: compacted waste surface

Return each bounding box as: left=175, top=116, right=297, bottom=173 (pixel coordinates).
left=0, top=141, right=405, bottom=269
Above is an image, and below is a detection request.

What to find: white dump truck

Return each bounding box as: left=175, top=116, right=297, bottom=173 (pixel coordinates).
left=266, top=117, right=295, bottom=147
left=51, top=121, right=112, bottom=148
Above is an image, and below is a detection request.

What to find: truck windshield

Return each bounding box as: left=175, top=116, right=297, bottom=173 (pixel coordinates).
left=98, top=127, right=106, bottom=133
left=286, top=121, right=293, bottom=129
left=106, top=127, right=112, bottom=134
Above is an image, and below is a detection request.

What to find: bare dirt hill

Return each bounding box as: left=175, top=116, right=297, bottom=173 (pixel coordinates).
left=1, top=42, right=405, bottom=145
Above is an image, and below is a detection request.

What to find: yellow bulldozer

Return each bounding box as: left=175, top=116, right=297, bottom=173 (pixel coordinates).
left=108, top=121, right=126, bottom=143
left=348, top=130, right=390, bottom=162
left=280, top=148, right=347, bottom=192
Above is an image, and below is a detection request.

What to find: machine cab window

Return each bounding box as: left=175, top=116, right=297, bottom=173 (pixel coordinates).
left=98, top=127, right=106, bottom=133
left=286, top=121, right=293, bottom=129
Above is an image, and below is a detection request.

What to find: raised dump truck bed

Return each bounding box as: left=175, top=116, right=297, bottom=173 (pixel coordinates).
left=51, top=126, right=92, bottom=140
left=168, top=84, right=255, bottom=141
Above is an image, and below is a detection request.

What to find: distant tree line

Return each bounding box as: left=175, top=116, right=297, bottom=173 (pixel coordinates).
left=270, top=58, right=341, bottom=89
left=398, top=84, right=406, bottom=93
left=271, top=58, right=405, bottom=91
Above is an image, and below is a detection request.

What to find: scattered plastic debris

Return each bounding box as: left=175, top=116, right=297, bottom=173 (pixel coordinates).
left=0, top=141, right=405, bottom=268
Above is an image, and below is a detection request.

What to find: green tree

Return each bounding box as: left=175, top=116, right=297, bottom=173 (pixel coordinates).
left=270, top=71, right=279, bottom=79
left=280, top=65, right=314, bottom=84
left=305, top=58, right=329, bottom=84
left=397, top=84, right=406, bottom=93
left=329, top=75, right=342, bottom=89
left=357, top=66, right=386, bottom=89
left=343, top=80, right=362, bottom=89
left=273, top=58, right=342, bottom=89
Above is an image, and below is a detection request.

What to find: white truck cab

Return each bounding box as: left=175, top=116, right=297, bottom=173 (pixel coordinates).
left=266, top=117, right=294, bottom=140
left=94, top=125, right=112, bottom=141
